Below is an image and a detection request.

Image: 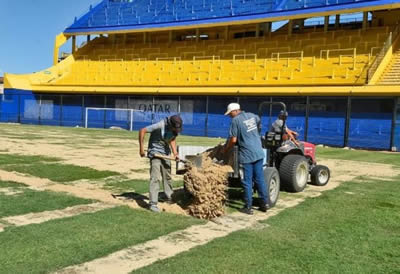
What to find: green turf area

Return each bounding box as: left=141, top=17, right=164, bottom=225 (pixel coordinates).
left=0, top=206, right=203, bottom=274
left=0, top=181, right=93, bottom=218
left=104, top=179, right=184, bottom=194
left=1, top=162, right=119, bottom=182
left=317, top=147, right=400, bottom=167
left=133, top=176, right=400, bottom=274
left=0, top=154, right=60, bottom=165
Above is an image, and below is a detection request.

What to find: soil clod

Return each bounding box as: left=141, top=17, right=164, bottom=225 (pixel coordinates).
left=184, top=145, right=233, bottom=219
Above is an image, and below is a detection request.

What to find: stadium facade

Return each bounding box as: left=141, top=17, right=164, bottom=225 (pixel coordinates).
left=2, top=0, right=400, bottom=150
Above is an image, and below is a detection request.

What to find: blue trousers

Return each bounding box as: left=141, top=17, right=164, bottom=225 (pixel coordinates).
left=242, top=159, right=269, bottom=208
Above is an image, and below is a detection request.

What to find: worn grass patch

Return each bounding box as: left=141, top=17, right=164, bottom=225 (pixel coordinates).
left=2, top=163, right=119, bottom=182
left=104, top=179, right=184, bottom=194
left=317, top=147, right=400, bottom=167
left=134, top=177, right=400, bottom=274
left=0, top=180, right=93, bottom=218
left=0, top=206, right=203, bottom=274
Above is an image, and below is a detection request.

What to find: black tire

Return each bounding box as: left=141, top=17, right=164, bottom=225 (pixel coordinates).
left=264, top=167, right=280, bottom=207
left=279, top=154, right=309, bottom=192
left=310, top=165, right=330, bottom=186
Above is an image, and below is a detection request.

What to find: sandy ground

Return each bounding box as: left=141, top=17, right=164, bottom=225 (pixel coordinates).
left=1, top=125, right=399, bottom=273
left=0, top=135, right=150, bottom=179
left=1, top=155, right=399, bottom=274
left=55, top=158, right=400, bottom=274
left=1, top=203, right=116, bottom=229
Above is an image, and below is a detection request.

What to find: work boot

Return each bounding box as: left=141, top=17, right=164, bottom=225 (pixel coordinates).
left=240, top=207, right=254, bottom=215
left=259, top=204, right=268, bottom=212
left=165, top=198, right=174, bottom=205
left=149, top=204, right=161, bottom=213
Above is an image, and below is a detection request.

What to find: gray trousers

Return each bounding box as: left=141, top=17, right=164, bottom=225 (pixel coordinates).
left=149, top=158, right=173, bottom=205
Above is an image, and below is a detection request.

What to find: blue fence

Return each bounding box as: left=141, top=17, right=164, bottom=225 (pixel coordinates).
left=0, top=89, right=398, bottom=150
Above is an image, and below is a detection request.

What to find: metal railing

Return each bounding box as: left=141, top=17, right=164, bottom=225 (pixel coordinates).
left=367, top=24, right=400, bottom=82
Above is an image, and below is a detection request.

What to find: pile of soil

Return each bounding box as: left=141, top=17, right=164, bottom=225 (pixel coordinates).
left=183, top=144, right=233, bottom=219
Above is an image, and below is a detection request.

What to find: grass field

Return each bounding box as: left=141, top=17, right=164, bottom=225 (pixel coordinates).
left=0, top=124, right=399, bottom=273
left=134, top=175, right=400, bottom=273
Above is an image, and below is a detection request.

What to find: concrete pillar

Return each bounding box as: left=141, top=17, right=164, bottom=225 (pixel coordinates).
left=288, top=20, right=293, bottom=37
left=299, top=19, right=304, bottom=32
left=335, top=14, right=340, bottom=29
left=72, top=36, right=76, bottom=53
left=256, top=24, right=260, bottom=37
left=363, top=11, right=368, bottom=30
left=324, top=16, right=329, bottom=32
left=169, top=30, right=173, bottom=43
left=264, top=22, right=272, bottom=37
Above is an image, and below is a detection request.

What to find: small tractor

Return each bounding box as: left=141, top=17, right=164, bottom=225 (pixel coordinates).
left=228, top=102, right=330, bottom=207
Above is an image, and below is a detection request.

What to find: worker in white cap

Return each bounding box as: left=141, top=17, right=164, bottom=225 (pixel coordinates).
left=223, top=102, right=269, bottom=215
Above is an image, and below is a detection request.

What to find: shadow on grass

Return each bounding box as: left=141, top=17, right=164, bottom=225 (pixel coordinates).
left=111, top=192, right=149, bottom=209
left=110, top=188, right=192, bottom=211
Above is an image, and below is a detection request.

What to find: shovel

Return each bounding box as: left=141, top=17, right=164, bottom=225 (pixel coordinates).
left=153, top=153, right=202, bottom=168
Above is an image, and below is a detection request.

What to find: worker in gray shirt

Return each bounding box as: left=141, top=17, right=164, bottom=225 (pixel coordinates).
left=271, top=110, right=299, bottom=146
left=223, top=103, right=269, bottom=215
left=139, top=115, right=182, bottom=212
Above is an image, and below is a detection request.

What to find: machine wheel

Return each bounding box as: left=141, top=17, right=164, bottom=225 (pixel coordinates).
left=279, top=155, right=309, bottom=192
left=310, top=165, right=330, bottom=186
left=264, top=167, right=280, bottom=207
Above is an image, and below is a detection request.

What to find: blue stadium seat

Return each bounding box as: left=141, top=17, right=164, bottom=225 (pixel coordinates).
left=67, top=0, right=379, bottom=31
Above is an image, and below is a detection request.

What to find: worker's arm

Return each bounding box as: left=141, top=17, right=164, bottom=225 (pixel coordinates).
left=138, top=128, right=147, bottom=157
left=170, top=138, right=179, bottom=160
left=287, top=127, right=298, bottom=137
left=224, top=118, right=238, bottom=154
left=286, top=128, right=300, bottom=146
left=223, top=136, right=237, bottom=154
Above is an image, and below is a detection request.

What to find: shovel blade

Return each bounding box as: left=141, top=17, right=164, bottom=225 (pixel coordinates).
left=185, top=155, right=203, bottom=168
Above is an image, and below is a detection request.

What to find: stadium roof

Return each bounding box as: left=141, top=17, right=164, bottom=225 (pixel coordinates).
left=64, top=0, right=400, bottom=35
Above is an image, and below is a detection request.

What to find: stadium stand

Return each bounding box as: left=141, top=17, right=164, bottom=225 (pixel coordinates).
left=2, top=0, right=400, bottom=150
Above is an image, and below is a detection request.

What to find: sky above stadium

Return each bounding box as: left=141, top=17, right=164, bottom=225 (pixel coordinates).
left=0, top=0, right=100, bottom=77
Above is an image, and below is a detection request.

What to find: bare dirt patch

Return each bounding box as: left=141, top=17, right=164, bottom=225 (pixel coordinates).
left=0, top=188, right=23, bottom=196
left=0, top=132, right=149, bottom=179
left=54, top=156, right=400, bottom=274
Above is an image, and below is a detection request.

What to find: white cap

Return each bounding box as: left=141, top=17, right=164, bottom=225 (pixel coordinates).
left=224, top=103, right=241, bottom=115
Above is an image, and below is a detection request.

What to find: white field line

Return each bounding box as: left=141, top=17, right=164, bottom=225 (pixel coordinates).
left=0, top=203, right=116, bottom=232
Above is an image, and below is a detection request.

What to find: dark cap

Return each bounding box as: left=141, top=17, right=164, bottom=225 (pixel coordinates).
left=279, top=110, right=288, bottom=117
left=169, top=115, right=183, bottom=132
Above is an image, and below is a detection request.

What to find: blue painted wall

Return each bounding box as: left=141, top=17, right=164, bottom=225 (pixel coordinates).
left=0, top=89, right=397, bottom=150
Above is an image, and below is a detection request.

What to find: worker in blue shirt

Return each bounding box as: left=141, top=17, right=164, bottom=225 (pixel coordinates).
left=223, top=103, right=269, bottom=215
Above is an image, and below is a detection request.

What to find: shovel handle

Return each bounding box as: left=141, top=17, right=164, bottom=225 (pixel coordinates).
left=153, top=153, right=186, bottom=163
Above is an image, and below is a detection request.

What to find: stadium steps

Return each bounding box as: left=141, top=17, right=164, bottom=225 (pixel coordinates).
left=378, top=50, right=400, bottom=84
